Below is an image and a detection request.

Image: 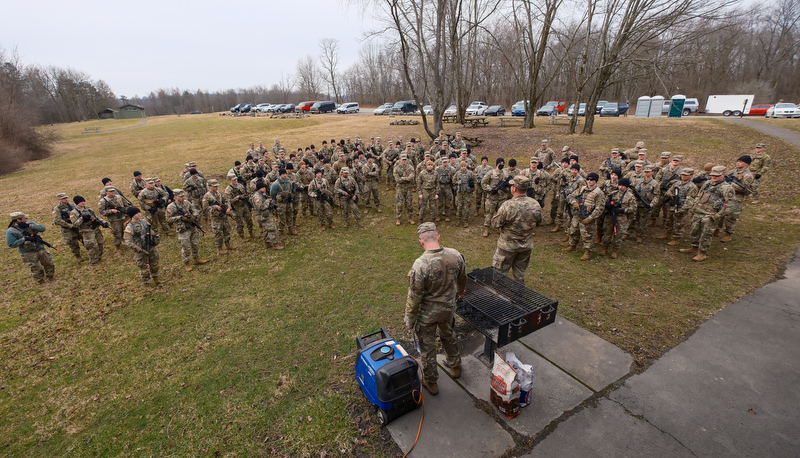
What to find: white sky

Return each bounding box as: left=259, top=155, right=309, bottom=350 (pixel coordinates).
left=1, top=0, right=374, bottom=98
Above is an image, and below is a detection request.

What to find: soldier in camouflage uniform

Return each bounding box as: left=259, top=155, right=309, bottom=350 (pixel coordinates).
left=122, top=207, right=160, bottom=286
left=491, top=176, right=542, bottom=283
left=184, top=169, right=208, bottom=225
left=393, top=154, right=416, bottom=225
left=474, top=157, right=492, bottom=216
left=256, top=141, right=268, bottom=161
left=599, top=178, right=636, bottom=259
left=362, top=154, right=381, bottom=213
left=225, top=175, right=255, bottom=241
left=273, top=139, right=286, bottom=158
left=334, top=167, right=363, bottom=228
left=166, top=189, right=208, bottom=271
left=556, top=163, right=587, bottom=240
left=564, top=172, right=606, bottom=260
left=245, top=143, right=258, bottom=161
left=52, top=192, right=85, bottom=262
left=241, top=156, right=257, bottom=185
left=383, top=142, right=400, bottom=190
left=417, top=160, right=440, bottom=223
left=626, top=148, right=651, bottom=172
left=451, top=132, right=467, bottom=152
left=665, top=169, right=699, bottom=246
left=629, top=163, right=657, bottom=242
left=99, top=186, right=130, bottom=251
left=138, top=178, right=169, bottom=235
left=251, top=180, right=283, bottom=249
left=549, top=158, right=571, bottom=225
left=286, top=163, right=303, bottom=228
left=435, top=157, right=456, bottom=222
left=453, top=161, right=475, bottom=227
left=203, top=179, right=236, bottom=254
left=538, top=139, right=556, bottom=170
left=404, top=222, right=467, bottom=395
left=719, top=155, right=755, bottom=243
left=308, top=169, right=335, bottom=230
left=623, top=141, right=645, bottom=164
left=6, top=212, right=56, bottom=284
left=70, top=196, right=109, bottom=265
left=520, top=156, right=550, bottom=208
left=599, top=148, right=626, bottom=181
left=481, top=159, right=507, bottom=237
left=270, top=169, right=298, bottom=235
left=651, top=153, right=681, bottom=228
left=297, top=160, right=315, bottom=216
left=679, top=166, right=734, bottom=261
left=130, top=171, right=146, bottom=199
left=749, top=142, right=770, bottom=202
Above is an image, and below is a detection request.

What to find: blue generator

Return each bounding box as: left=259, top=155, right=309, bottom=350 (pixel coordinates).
left=355, top=328, right=421, bottom=425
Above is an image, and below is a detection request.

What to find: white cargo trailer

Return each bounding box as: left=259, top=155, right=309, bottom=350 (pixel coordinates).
left=705, top=95, right=754, bottom=116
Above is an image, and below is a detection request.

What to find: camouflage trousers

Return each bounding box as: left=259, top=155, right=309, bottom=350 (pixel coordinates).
left=292, top=192, right=302, bottom=223
left=81, top=228, right=104, bottom=264
left=108, top=218, right=127, bottom=247
left=719, top=199, right=743, bottom=235
left=671, top=210, right=691, bottom=240
left=256, top=212, right=279, bottom=246
left=549, top=187, right=560, bottom=222
left=483, top=197, right=501, bottom=227
left=438, top=187, right=454, bottom=217
left=21, top=249, right=54, bottom=283
left=601, top=214, right=630, bottom=249
left=386, top=164, right=396, bottom=186
left=339, top=196, right=361, bottom=224
left=232, top=205, right=254, bottom=237
left=492, top=247, right=531, bottom=284
left=414, top=308, right=460, bottom=383
left=275, top=202, right=293, bottom=233
left=363, top=180, right=380, bottom=208
left=474, top=189, right=486, bottom=214
left=395, top=186, right=415, bottom=219
left=146, top=209, right=169, bottom=234
left=132, top=248, right=159, bottom=284
left=662, top=206, right=677, bottom=232
left=190, top=197, right=208, bottom=224
left=455, top=191, right=473, bottom=220
left=315, top=200, right=333, bottom=226
left=300, top=193, right=315, bottom=215
left=60, top=228, right=83, bottom=257
left=568, top=215, right=597, bottom=251
left=650, top=195, right=666, bottom=223
left=690, top=213, right=717, bottom=252
left=176, top=227, right=200, bottom=263
left=631, top=207, right=651, bottom=238
left=210, top=216, right=232, bottom=247
left=418, top=189, right=439, bottom=222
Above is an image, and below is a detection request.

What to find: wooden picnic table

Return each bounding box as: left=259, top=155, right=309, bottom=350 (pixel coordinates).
left=83, top=127, right=100, bottom=133
left=462, top=117, right=488, bottom=127
left=499, top=118, right=524, bottom=127
left=443, top=115, right=458, bottom=123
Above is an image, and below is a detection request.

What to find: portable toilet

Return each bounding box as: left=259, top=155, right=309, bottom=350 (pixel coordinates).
left=648, top=95, right=664, bottom=117
left=635, top=96, right=651, bottom=117
left=669, top=94, right=686, bottom=117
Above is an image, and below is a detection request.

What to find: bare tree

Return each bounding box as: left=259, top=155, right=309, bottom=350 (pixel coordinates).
left=295, top=55, right=322, bottom=100
left=319, top=38, right=342, bottom=102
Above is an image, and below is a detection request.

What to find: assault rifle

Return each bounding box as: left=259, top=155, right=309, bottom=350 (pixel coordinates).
left=59, top=205, right=84, bottom=242
left=489, top=175, right=512, bottom=195
left=19, top=225, right=59, bottom=252
left=143, top=221, right=151, bottom=268
left=606, top=197, right=620, bottom=236
left=208, top=199, right=236, bottom=222
left=602, top=158, right=613, bottom=179
left=575, top=194, right=588, bottom=219
left=724, top=173, right=754, bottom=195
left=630, top=187, right=652, bottom=211
left=80, top=210, right=109, bottom=229
left=671, top=186, right=681, bottom=208
left=342, top=187, right=359, bottom=204
left=660, top=173, right=679, bottom=191
left=179, top=211, right=205, bottom=235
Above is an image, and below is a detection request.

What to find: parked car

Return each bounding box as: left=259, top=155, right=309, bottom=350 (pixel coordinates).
left=296, top=101, right=318, bottom=112
left=485, top=105, right=505, bottom=116
left=373, top=103, right=393, bottom=115
left=465, top=101, right=488, bottom=116
left=391, top=100, right=417, bottom=114
left=748, top=104, right=774, bottom=116
left=239, top=104, right=252, bottom=113
left=310, top=101, right=336, bottom=113
left=337, top=102, right=360, bottom=114
left=567, top=103, right=586, bottom=116
left=422, top=105, right=433, bottom=116
left=190, top=110, right=202, bottom=114
left=599, top=102, right=629, bottom=117
left=265, top=104, right=281, bottom=113
left=230, top=104, right=244, bottom=113
left=444, top=104, right=458, bottom=116
left=595, top=100, right=609, bottom=113
left=766, top=103, right=800, bottom=118
left=536, top=101, right=560, bottom=116
left=277, top=104, right=295, bottom=113
left=511, top=100, right=528, bottom=116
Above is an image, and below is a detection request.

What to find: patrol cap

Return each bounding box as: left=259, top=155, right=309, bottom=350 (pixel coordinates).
left=456, top=131, right=462, bottom=136
left=611, top=148, right=620, bottom=154
left=636, top=141, right=645, bottom=148
left=400, top=154, right=408, bottom=160
left=103, top=186, right=115, bottom=193
left=634, top=160, right=645, bottom=167
left=618, top=178, right=631, bottom=187
left=638, top=148, right=648, bottom=155
left=249, top=142, right=255, bottom=146
left=530, top=156, right=540, bottom=163
left=341, top=167, right=350, bottom=174
left=188, top=161, right=197, bottom=167
left=643, top=165, right=654, bottom=172
left=227, top=172, right=237, bottom=180
left=145, top=178, right=155, bottom=184
left=376, top=137, right=381, bottom=141
left=424, top=151, right=431, bottom=157
left=710, top=166, right=726, bottom=176
left=56, top=192, right=69, bottom=199
left=406, top=142, right=413, bottom=147
left=562, top=146, right=570, bottom=152
left=173, top=188, right=186, bottom=197
left=416, top=222, right=438, bottom=236
left=207, top=179, right=219, bottom=187
left=9, top=211, right=27, bottom=220
left=672, top=155, right=683, bottom=161
left=737, top=155, right=752, bottom=164
left=511, top=175, right=530, bottom=190
left=153, top=177, right=161, bottom=182
left=541, top=139, right=549, bottom=144
left=586, top=172, right=599, bottom=181
left=756, top=143, right=766, bottom=148
left=680, top=169, right=694, bottom=176
left=185, top=163, right=191, bottom=168
left=346, top=136, right=350, bottom=141
left=272, top=162, right=280, bottom=168
left=660, top=151, right=671, bottom=159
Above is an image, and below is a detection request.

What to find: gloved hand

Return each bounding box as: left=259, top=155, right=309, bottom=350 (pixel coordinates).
left=16, top=222, right=29, bottom=229
left=614, top=207, right=626, bottom=215
left=754, top=173, right=761, bottom=179
left=102, top=222, right=110, bottom=228
left=581, top=217, right=591, bottom=225
left=24, top=235, right=37, bottom=242
left=534, top=177, right=540, bottom=185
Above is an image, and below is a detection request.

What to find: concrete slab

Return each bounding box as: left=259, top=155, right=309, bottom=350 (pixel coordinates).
left=519, top=316, right=633, bottom=392
left=449, top=341, right=593, bottom=437
left=526, top=397, right=694, bottom=457
left=386, top=370, right=514, bottom=457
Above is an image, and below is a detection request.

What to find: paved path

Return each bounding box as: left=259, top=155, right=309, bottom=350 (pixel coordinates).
left=719, top=117, right=800, bottom=148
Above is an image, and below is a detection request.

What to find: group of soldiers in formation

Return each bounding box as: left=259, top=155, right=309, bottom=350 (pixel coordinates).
left=5, top=133, right=771, bottom=286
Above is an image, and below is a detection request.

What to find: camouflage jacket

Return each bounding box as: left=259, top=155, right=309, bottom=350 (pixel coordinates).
left=334, top=176, right=360, bottom=198
left=363, top=162, right=380, bottom=182
left=568, top=185, right=606, bottom=221
left=225, top=182, right=251, bottom=209
left=130, top=178, right=146, bottom=199
left=307, top=177, right=332, bottom=199
left=538, top=148, right=556, bottom=170
left=393, top=163, right=415, bottom=187
left=99, top=194, right=129, bottom=221
left=52, top=202, right=77, bottom=230
left=520, top=168, right=550, bottom=200
left=633, top=178, right=658, bottom=206
left=453, top=169, right=475, bottom=193
left=726, top=169, right=755, bottom=201
left=252, top=191, right=274, bottom=218
left=491, top=196, right=543, bottom=250
left=417, top=168, right=439, bottom=192
left=405, top=246, right=467, bottom=326
left=436, top=165, right=455, bottom=188
left=138, top=187, right=168, bottom=212
left=693, top=180, right=734, bottom=218
left=70, top=207, right=107, bottom=231
left=123, top=219, right=159, bottom=253
left=166, top=200, right=200, bottom=231
left=750, top=153, right=771, bottom=175
left=606, top=189, right=637, bottom=218
left=202, top=190, right=230, bottom=217
left=666, top=179, right=699, bottom=212
left=599, top=157, right=626, bottom=178
left=183, top=176, right=208, bottom=199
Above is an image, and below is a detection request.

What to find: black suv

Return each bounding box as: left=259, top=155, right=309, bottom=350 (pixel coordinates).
left=391, top=101, right=417, bottom=114
left=311, top=101, right=336, bottom=113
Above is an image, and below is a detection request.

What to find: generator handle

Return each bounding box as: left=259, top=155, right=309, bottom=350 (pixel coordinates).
left=356, top=328, right=390, bottom=350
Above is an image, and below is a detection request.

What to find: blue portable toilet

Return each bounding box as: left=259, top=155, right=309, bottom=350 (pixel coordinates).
left=669, top=95, right=686, bottom=118
left=635, top=96, right=651, bottom=117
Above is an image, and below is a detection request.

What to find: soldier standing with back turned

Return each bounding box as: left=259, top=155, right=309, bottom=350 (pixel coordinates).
left=491, top=176, right=542, bottom=283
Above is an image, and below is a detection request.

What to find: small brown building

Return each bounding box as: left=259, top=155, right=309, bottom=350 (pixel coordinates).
left=113, top=104, right=146, bottom=119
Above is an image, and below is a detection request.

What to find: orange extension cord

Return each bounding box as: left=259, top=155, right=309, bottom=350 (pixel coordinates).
left=402, top=354, right=426, bottom=458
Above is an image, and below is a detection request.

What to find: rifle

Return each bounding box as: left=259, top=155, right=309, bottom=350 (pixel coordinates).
left=489, top=175, right=512, bottom=195
left=342, top=186, right=359, bottom=204
left=79, top=210, right=109, bottom=229
left=575, top=193, right=588, bottom=219
left=208, top=199, right=236, bottom=222
left=660, top=173, right=679, bottom=191
left=59, top=205, right=84, bottom=242
left=143, top=221, right=151, bottom=268
left=672, top=186, right=681, bottom=208
left=563, top=188, right=573, bottom=218
left=20, top=226, right=60, bottom=252
left=112, top=188, right=135, bottom=206
left=724, top=173, right=754, bottom=195
left=602, top=158, right=613, bottom=179
left=607, top=197, right=619, bottom=236
left=178, top=211, right=206, bottom=235
left=630, top=186, right=652, bottom=211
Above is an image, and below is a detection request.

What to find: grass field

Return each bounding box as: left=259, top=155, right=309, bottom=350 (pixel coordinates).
left=2, top=113, right=799, bottom=456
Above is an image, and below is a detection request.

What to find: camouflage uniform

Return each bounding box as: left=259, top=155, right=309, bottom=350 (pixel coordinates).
left=287, top=169, right=302, bottom=227
left=362, top=160, right=381, bottom=211
left=481, top=167, right=507, bottom=233
left=559, top=172, right=587, bottom=230
left=685, top=169, right=734, bottom=258
left=308, top=175, right=335, bottom=228
left=252, top=189, right=282, bottom=248
left=225, top=180, right=255, bottom=239
left=5, top=217, right=55, bottom=284
left=630, top=173, right=658, bottom=240
left=70, top=205, right=108, bottom=264
left=383, top=146, right=400, bottom=188
left=98, top=192, right=129, bottom=248
left=436, top=164, right=455, bottom=221
left=183, top=175, right=208, bottom=224
left=417, top=165, right=440, bottom=222
left=270, top=177, right=296, bottom=234
left=749, top=146, right=771, bottom=198
left=721, top=167, right=754, bottom=237
left=130, top=177, right=146, bottom=199
left=666, top=171, right=699, bottom=245
left=652, top=160, right=683, bottom=226
left=52, top=199, right=84, bottom=260
left=566, top=181, right=606, bottom=253
left=599, top=154, right=626, bottom=181
left=334, top=170, right=362, bottom=227
left=537, top=145, right=556, bottom=170
left=393, top=159, right=416, bottom=223
left=520, top=164, right=550, bottom=207
left=123, top=218, right=160, bottom=284
left=474, top=163, right=492, bottom=215
left=404, top=225, right=467, bottom=385
left=297, top=166, right=315, bottom=216
left=453, top=167, right=475, bottom=226
left=166, top=197, right=203, bottom=264
left=138, top=184, right=169, bottom=234
left=601, top=187, right=636, bottom=252
left=202, top=187, right=233, bottom=249
left=491, top=181, right=542, bottom=283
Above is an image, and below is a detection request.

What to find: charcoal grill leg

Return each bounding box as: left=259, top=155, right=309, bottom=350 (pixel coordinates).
left=483, top=337, right=497, bottom=364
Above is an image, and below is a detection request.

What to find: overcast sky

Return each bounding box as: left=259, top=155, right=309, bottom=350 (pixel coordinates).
left=1, top=1, right=375, bottom=98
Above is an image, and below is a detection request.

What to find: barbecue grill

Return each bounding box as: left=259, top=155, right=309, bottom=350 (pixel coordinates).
left=456, top=267, right=558, bottom=363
